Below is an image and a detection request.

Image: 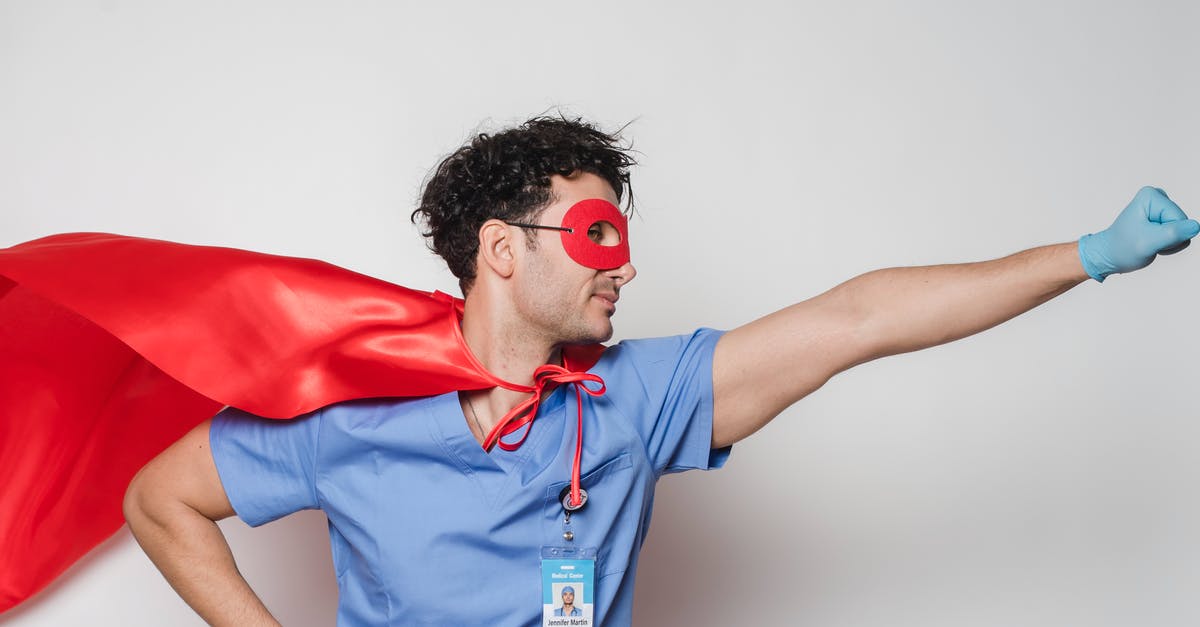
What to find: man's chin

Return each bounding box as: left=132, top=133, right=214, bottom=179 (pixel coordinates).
left=563, top=322, right=613, bottom=346
left=592, top=320, right=615, bottom=343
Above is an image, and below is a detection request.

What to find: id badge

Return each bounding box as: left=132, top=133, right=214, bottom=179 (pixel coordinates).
left=541, top=546, right=596, bottom=625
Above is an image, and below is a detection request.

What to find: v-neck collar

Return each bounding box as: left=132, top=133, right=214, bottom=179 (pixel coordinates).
left=425, top=389, right=569, bottom=507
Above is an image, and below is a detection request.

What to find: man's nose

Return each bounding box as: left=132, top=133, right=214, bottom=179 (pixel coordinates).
left=609, top=261, right=637, bottom=285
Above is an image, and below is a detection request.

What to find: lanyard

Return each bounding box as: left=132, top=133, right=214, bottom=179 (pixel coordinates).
left=480, top=365, right=606, bottom=509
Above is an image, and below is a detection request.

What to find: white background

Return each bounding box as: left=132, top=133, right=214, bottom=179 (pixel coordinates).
left=2, top=1, right=1198, bottom=625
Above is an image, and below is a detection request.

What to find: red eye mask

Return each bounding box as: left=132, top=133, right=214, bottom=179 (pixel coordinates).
left=559, top=199, right=630, bottom=270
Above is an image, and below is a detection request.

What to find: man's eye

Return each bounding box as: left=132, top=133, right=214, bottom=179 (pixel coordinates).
left=586, top=221, right=621, bottom=245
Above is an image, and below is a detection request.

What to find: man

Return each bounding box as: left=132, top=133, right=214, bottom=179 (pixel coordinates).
left=122, top=116, right=1198, bottom=625
left=554, top=586, right=582, bottom=617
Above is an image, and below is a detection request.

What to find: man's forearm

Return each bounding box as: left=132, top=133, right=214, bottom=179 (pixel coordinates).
left=125, top=498, right=280, bottom=627
left=713, top=243, right=1088, bottom=447
left=123, top=419, right=279, bottom=626
left=845, top=242, right=1088, bottom=361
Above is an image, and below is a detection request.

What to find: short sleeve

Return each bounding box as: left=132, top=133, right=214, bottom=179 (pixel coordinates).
left=209, top=407, right=323, bottom=527
left=597, top=328, right=730, bottom=475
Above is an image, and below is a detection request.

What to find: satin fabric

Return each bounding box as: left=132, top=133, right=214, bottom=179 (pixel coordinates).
left=0, top=233, right=604, bottom=613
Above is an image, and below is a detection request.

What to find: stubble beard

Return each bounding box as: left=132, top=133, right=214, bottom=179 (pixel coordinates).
left=520, top=254, right=613, bottom=347
left=530, top=302, right=613, bottom=347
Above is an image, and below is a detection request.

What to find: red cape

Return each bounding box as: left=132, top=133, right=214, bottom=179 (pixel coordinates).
left=0, top=232, right=604, bottom=613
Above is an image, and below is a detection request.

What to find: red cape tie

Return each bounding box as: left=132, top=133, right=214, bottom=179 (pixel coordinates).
left=482, top=365, right=606, bottom=508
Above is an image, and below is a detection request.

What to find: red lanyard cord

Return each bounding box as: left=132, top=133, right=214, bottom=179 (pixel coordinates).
left=481, top=364, right=606, bottom=508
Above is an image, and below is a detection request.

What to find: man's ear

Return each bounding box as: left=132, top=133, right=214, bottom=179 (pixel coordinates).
left=477, top=219, right=517, bottom=279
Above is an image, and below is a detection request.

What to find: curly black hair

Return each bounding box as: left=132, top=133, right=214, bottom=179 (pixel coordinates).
left=411, top=115, right=636, bottom=293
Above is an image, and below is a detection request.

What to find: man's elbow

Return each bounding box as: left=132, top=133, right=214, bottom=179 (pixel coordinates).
left=123, top=462, right=191, bottom=536
left=123, top=466, right=159, bottom=534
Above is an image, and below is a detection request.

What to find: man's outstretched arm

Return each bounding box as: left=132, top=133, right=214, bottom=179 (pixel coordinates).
left=711, top=187, right=1199, bottom=448
left=123, top=419, right=281, bottom=627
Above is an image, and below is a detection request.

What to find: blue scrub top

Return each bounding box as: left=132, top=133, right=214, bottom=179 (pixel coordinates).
left=211, top=329, right=729, bottom=626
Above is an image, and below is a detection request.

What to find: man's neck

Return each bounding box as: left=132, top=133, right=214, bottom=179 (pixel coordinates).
left=457, top=291, right=560, bottom=443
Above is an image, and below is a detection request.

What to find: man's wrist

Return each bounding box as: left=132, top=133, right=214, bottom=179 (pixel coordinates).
left=1078, top=233, right=1112, bottom=282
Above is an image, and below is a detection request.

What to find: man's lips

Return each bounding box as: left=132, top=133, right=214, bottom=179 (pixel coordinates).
left=592, top=292, right=618, bottom=310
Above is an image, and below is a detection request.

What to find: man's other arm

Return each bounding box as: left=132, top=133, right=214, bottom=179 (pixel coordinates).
left=711, top=187, right=1199, bottom=448
left=123, top=419, right=281, bottom=627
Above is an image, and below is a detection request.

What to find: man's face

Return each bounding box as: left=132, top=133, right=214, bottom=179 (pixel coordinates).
left=512, top=171, right=637, bottom=346
left=562, top=589, right=575, bottom=605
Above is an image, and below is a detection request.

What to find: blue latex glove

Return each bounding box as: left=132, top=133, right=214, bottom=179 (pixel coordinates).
left=1078, top=186, right=1200, bottom=282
